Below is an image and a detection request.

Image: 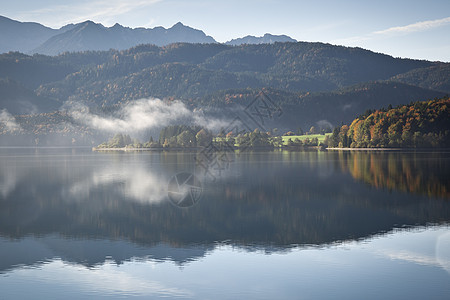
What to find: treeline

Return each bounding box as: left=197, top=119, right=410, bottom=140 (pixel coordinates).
left=328, top=97, right=450, bottom=148
left=97, top=133, right=160, bottom=149
left=159, top=125, right=208, bottom=147
left=96, top=125, right=214, bottom=149
left=96, top=125, right=327, bottom=150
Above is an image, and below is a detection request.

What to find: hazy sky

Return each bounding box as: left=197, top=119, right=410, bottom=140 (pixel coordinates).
left=2, top=0, right=450, bottom=61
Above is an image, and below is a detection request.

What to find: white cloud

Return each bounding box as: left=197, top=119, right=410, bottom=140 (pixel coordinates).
left=69, top=98, right=231, bottom=133
left=379, top=249, right=442, bottom=267
left=69, top=98, right=191, bottom=133
left=0, top=109, right=21, bottom=132
left=332, top=16, right=450, bottom=47
left=19, top=0, right=162, bottom=28
left=374, top=16, right=450, bottom=35
left=436, top=231, right=450, bottom=273
left=67, top=165, right=169, bottom=204
left=370, top=227, right=450, bottom=274
left=0, top=160, right=20, bottom=198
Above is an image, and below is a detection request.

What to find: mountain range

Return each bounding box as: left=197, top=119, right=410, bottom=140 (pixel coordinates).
left=1, top=15, right=449, bottom=145
left=225, top=33, right=296, bottom=46
left=0, top=15, right=63, bottom=54
left=0, top=16, right=297, bottom=55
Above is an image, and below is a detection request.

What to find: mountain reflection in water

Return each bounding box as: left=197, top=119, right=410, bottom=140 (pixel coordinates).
left=0, top=148, right=449, bottom=272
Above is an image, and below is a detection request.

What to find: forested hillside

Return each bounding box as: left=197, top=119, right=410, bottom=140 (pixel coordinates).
left=390, top=64, right=450, bottom=93
left=1, top=41, right=449, bottom=145
left=1, top=42, right=442, bottom=108
left=0, top=78, right=59, bottom=114
left=0, top=110, right=104, bottom=146
left=328, top=97, right=450, bottom=148
left=34, top=42, right=438, bottom=106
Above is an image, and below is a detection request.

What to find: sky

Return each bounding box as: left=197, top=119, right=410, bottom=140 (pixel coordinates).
left=1, top=0, right=450, bottom=62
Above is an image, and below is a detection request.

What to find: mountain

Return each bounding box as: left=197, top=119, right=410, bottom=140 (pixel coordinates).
left=0, top=16, right=217, bottom=55
left=193, top=80, right=446, bottom=131
left=226, top=33, right=297, bottom=45
left=280, top=81, right=447, bottom=130
left=31, top=42, right=436, bottom=107
left=0, top=41, right=449, bottom=144
left=32, top=21, right=217, bottom=55
left=0, top=51, right=79, bottom=89
left=0, top=16, right=58, bottom=53
left=390, top=64, right=450, bottom=93
left=0, top=16, right=299, bottom=55
left=0, top=236, right=210, bottom=272
left=0, top=78, right=59, bottom=114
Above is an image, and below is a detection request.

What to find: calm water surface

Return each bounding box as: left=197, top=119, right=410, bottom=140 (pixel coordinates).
left=0, top=148, right=449, bottom=299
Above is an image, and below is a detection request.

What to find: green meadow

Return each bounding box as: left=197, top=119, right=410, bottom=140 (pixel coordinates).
left=281, top=134, right=331, bottom=145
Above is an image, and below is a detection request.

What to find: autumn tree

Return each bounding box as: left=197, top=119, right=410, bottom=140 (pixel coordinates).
left=196, top=129, right=212, bottom=147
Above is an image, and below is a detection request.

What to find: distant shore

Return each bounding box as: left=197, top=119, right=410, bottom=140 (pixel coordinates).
left=93, top=145, right=323, bottom=152
left=93, top=146, right=448, bottom=152
left=326, top=147, right=404, bottom=151
left=92, top=147, right=202, bottom=151
left=326, top=147, right=449, bottom=151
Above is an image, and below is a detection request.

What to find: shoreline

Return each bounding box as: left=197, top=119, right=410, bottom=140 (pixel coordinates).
left=326, top=147, right=405, bottom=151
left=92, top=146, right=319, bottom=152
left=326, top=147, right=450, bottom=151
left=92, top=147, right=204, bottom=151
left=93, top=147, right=166, bottom=151
left=93, top=147, right=449, bottom=152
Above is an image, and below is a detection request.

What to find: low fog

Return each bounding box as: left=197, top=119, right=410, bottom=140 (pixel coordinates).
left=0, top=109, right=21, bottom=132
left=68, top=98, right=232, bottom=135
left=0, top=97, right=247, bottom=146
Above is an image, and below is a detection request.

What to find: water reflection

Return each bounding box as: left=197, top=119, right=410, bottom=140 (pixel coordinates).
left=335, top=151, right=450, bottom=199
left=0, top=148, right=449, bottom=275
left=67, top=165, right=168, bottom=204
left=1, top=226, right=449, bottom=300
left=436, top=231, right=450, bottom=273
left=0, top=235, right=211, bottom=273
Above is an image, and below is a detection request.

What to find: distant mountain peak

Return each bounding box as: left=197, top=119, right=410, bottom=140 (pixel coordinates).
left=79, top=20, right=102, bottom=28
left=112, top=23, right=124, bottom=29
left=79, top=20, right=94, bottom=25
left=169, top=22, right=193, bottom=31
left=59, top=23, right=76, bottom=31
left=1, top=15, right=301, bottom=55
left=172, top=21, right=185, bottom=27
left=0, top=15, right=44, bottom=27
left=0, top=15, right=58, bottom=53
left=226, top=33, right=297, bottom=46
left=29, top=19, right=216, bottom=55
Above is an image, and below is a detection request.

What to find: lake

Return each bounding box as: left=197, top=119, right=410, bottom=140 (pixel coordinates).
left=0, top=148, right=449, bottom=299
